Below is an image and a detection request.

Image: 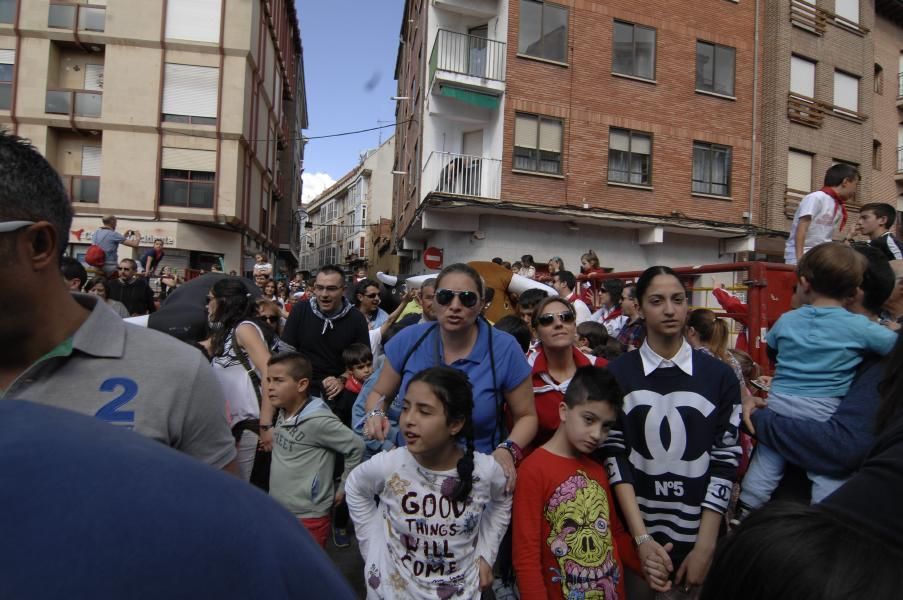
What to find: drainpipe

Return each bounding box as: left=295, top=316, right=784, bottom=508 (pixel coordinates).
left=748, top=0, right=761, bottom=233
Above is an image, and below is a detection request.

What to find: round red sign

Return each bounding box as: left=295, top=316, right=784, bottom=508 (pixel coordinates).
left=423, top=247, right=443, bottom=270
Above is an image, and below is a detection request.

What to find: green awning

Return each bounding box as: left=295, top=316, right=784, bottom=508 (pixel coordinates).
left=438, top=85, right=500, bottom=109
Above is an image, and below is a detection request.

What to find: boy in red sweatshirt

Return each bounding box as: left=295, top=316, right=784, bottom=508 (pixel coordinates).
left=514, top=366, right=639, bottom=599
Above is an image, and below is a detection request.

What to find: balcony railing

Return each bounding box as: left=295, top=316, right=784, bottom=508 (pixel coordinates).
left=790, top=0, right=827, bottom=35
left=422, top=151, right=501, bottom=200
left=898, top=72, right=903, bottom=99
left=429, top=29, right=506, bottom=85
left=61, top=174, right=100, bottom=203
left=48, top=2, right=106, bottom=32
left=787, top=92, right=825, bottom=128
left=898, top=147, right=903, bottom=173
left=45, top=89, right=102, bottom=118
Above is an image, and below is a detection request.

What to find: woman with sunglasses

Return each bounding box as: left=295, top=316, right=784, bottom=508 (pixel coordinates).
left=207, top=278, right=275, bottom=482
left=362, top=263, right=537, bottom=491
left=526, top=296, right=607, bottom=453
left=601, top=266, right=742, bottom=599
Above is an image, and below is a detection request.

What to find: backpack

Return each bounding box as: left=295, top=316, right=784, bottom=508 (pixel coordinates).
left=85, top=244, right=106, bottom=267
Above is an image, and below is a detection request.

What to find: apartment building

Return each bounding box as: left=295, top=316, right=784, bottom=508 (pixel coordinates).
left=759, top=0, right=903, bottom=252
left=0, top=0, right=304, bottom=275
left=392, top=0, right=761, bottom=273
left=299, top=136, right=395, bottom=275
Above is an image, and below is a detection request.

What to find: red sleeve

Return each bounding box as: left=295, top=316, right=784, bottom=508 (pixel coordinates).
left=512, top=456, right=550, bottom=600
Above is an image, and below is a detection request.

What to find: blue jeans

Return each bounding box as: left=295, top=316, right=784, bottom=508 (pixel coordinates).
left=740, top=391, right=847, bottom=508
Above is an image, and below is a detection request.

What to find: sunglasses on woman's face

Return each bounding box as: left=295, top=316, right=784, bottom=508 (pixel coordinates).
left=435, top=288, right=480, bottom=308
left=537, top=311, right=576, bottom=327
left=262, top=315, right=280, bottom=323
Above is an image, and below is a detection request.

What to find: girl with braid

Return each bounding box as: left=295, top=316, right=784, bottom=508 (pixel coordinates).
left=346, top=367, right=512, bottom=599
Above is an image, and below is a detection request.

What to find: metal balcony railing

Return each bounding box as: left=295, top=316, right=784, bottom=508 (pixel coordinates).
left=422, top=151, right=501, bottom=200
left=898, top=147, right=903, bottom=173
left=45, top=89, right=102, bottom=118
left=48, top=2, right=106, bottom=32
left=61, top=174, right=100, bottom=203
left=429, top=29, right=506, bottom=85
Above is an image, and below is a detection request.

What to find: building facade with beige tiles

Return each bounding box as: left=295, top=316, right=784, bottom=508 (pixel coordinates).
left=0, top=0, right=305, bottom=276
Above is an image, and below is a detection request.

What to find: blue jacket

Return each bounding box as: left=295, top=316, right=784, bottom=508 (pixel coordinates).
left=750, top=356, right=883, bottom=478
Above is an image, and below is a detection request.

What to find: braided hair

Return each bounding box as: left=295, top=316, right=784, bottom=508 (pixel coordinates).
left=409, top=366, right=475, bottom=503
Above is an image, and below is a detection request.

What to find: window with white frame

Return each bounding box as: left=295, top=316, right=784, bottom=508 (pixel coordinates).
left=165, top=0, right=222, bottom=43
left=608, top=128, right=652, bottom=186
left=833, top=70, right=859, bottom=113
left=786, top=150, right=814, bottom=194
left=692, top=141, right=732, bottom=197
left=162, top=63, right=218, bottom=125
left=514, top=113, right=563, bottom=174
left=518, top=0, right=569, bottom=63
left=790, top=55, right=816, bottom=98
left=696, top=41, right=736, bottom=97
left=613, top=21, right=656, bottom=80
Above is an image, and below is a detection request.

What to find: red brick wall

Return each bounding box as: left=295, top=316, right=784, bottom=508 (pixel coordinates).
left=501, top=0, right=760, bottom=226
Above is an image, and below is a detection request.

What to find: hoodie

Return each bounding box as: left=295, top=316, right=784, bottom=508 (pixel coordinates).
left=269, top=397, right=364, bottom=519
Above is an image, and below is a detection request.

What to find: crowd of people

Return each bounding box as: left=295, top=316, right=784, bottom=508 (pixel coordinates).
left=3, top=129, right=903, bottom=599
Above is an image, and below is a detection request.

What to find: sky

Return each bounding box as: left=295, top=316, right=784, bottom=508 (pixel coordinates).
left=296, top=0, right=405, bottom=203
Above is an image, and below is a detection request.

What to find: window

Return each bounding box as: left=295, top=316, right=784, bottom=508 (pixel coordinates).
left=361, top=204, right=367, bottom=227
left=873, top=140, right=882, bottom=171
left=696, top=41, right=736, bottom=96
left=0, top=49, right=13, bottom=111
left=608, top=128, right=652, bottom=186
left=612, top=21, right=656, bottom=80
left=834, top=0, right=859, bottom=24
left=0, top=0, right=14, bottom=24
left=160, top=147, right=216, bottom=208
left=513, top=113, right=563, bottom=174
left=162, top=64, right=218, bottom=125
left=692, top=142, right=732, bottom=197
left=165, top=0, right=222, bottom=43
left=518, top=0, right=568, bottom=63
left=786, top=150, right=813, bottom=194
left=833, top=70, right=859, bottom=113
left=790, top=55, right=816, bottom=98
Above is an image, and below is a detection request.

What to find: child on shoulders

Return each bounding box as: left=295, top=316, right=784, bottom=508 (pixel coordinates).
left=513, top=366, right=638, bottom=599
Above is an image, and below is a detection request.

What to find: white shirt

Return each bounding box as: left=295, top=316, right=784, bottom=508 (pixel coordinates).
left=639, top=339, right=694, bottom=376
left=784, top=190, right=842, bottom=264
left=346, top=448, right=511, bottom=599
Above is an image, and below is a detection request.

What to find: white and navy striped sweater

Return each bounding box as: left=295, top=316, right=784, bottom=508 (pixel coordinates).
left=601, top=349, right=741, bottom=564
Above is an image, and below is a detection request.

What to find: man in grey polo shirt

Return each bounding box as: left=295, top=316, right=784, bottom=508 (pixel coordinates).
left=0, top=131, right=236, bottom=471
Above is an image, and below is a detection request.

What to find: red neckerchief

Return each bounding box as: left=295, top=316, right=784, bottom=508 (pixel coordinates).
left=566, top=292, right=578, bottom=303
left=821, top=186, right=847, bottom=230
left=603, top=307, right=623, bottom=322
left=530, top=345, right=600, bottom=377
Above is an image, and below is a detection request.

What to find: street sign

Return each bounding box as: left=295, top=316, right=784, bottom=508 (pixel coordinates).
left=423, top=247, right=443, bottom=270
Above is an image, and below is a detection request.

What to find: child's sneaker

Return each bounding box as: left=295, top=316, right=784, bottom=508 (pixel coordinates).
left=332, top=525, right=351, bottom=548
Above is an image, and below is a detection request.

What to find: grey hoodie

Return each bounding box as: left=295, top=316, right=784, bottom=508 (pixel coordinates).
left=269, top=397, right=364, bottom=518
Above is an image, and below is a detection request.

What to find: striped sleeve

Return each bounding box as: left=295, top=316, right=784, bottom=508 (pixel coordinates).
left=601, top=408, right=635, bottom=487
left=702, top=368, right=742, bottom=514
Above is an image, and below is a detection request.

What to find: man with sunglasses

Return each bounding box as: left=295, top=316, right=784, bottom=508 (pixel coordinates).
left=551, top=270, right=593, bottom=326
left=281, top=265, right=370, bottom=401
left=107, top=258, right=156, bottom=316
left=0, top=131, right=236, bottom=471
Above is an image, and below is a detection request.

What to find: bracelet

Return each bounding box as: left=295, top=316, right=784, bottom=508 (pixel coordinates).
left=496, top=440, right=524, bottom=466
left=365, top=408, right=387, bottom=421
left=634, top=534, right=653, bottom=547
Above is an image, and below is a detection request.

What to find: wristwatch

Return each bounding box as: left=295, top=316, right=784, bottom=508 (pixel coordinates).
left=634, top=534, right=653, bottom=547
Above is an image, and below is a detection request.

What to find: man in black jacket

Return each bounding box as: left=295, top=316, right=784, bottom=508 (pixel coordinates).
left=107, top=258, right=155, bottom=316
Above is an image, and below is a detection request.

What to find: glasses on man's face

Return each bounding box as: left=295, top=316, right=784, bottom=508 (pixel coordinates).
left=120, top=267, right=133, bottom=272
left=537, top=311, right=576, bottom=327
left=262, top=315, right=280, bottom=323
left=435, top=288, right=480, bottom=308
left=314, top=285, right=342, bottom=293
left=363, top=292, right=380, bottom=299
left=0, top=220, right=36, bottom=233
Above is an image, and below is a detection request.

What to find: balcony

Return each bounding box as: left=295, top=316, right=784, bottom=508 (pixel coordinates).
left=45, top=89, right=102, bottom=118
left=897, top=72, right=903, bottom=108
left=429, top=30, right=505, bottom=104
left=787, top=92, right=825, bottom=128
left=432, top=0, right=499, bottom=19
left=790, top=0, right=827, bottom=35
left=421, top=151, right=501, bottom=201
left=61, top=174, right=100, bottom=203
left=896, top=147, right=903, bottom=181
left=48, top=2, right=106, bottom=32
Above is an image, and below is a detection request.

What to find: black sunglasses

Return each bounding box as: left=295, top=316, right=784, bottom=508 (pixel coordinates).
left=363, top=292, right=380, bottom=299
left=537, top=311, right=576, bottom=327
left=435, top=288, right=480, bottom=308
left=262, top=315, right=280, bottom=323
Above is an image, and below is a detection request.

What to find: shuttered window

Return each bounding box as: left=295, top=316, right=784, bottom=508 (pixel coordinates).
left=165, top=0, right=222, bottom=43
left=833, top=70, right=859, bottom=113
left=160, top=148, right=216, bottom=208
left=0, top=49, right=13, bottom=111
left=84, top=64, right=104, bottom=91
left=162, top=63, right=218, bottom=125
left=81, top=146, right=102, bottom=176
left=790, top=55, right=816, bottom=98
left=786, top=150, right=813, bottom=194
left=513, top=113, right=563, bottom=175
